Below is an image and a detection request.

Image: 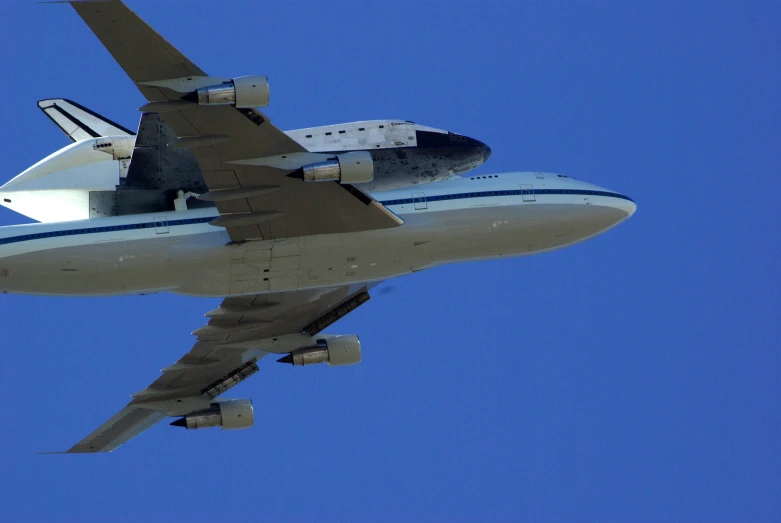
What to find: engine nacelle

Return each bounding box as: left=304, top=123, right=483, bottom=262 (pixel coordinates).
left=170, top=398, right=254, bottom=430
left=190, top=75, right=270, bottom=108
left=301, top=151, right=374, bottom=184
left=278, top=335, right=362, bottom=366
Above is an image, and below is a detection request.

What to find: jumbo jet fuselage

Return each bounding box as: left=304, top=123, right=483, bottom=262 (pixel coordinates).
left=0, top=172, right=635, bottom=297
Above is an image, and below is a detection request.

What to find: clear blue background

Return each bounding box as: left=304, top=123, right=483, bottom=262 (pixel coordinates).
left=0, top=1, right=778, bottom=521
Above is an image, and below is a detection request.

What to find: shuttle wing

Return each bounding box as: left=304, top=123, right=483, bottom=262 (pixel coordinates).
left=65, top=284, right=375, bottom=453
left=66, top=0, right=401, bottom=242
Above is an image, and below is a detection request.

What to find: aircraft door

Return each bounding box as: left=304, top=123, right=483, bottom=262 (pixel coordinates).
left=412, top=192, right=427, bottom=210
left=153, top=216, right=169, bottom=234
left=520, top=184, right=535, bottom=202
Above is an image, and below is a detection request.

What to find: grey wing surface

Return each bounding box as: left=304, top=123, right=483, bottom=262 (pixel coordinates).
left=65, top=284, right=376, bottom=453
left=68, top=0, right=401, bottom=243
left=67, top=407, right=167, bottom=454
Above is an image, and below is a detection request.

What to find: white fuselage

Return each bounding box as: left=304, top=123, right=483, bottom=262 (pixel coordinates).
left=0, top=172, right=635, bottom=297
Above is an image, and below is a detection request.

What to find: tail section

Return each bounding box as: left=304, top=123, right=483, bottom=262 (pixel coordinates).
left=37, top=99, right=134, bottom=142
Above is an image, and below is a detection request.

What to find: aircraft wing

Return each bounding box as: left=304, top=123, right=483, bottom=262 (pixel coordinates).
left=67, top=0, right=401, bottom=242
left=66, top=284, right=375, bottom=453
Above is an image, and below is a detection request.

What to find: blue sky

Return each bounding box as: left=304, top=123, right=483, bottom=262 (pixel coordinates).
left=0, top=1, right=778, bottom=521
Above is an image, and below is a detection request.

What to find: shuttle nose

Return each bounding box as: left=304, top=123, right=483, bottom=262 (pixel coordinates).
left=482, top=143, right=492, bottom=162
left=413, top=130, right=492, bottom=177
left=461, top=135, right=491, bottom=164
left=415, top=131, right=492, bottom=163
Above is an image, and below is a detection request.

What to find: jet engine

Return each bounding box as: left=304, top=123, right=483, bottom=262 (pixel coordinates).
left=170, top=399, right=254, bottom=430
left=186, top=75, right=270, bottom=108
left=301, top=152, right=374, bottom=183
left=278, top=335, right=362, bottom=366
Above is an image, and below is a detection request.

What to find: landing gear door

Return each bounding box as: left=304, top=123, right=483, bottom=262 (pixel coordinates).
left=412, top=192, right=427, bottom=210
left=520, top=184, right=535, bottom=202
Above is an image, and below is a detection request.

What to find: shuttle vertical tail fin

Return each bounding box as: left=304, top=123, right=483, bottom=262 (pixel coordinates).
left=37, top=98, right=135, bottom=141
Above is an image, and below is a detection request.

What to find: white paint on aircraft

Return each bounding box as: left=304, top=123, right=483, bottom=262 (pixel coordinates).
left=0, top=172, right=636, bottom=297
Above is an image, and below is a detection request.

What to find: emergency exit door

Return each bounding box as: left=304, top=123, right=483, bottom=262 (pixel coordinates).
left=412, top=192, right=427, bottom=210
left=153, top=216, right=169, bottom=234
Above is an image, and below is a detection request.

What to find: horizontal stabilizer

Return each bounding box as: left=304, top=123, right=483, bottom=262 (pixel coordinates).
left=38, top=98, right=134, bottom=141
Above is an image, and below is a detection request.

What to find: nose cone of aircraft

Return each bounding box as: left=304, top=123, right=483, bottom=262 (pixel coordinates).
left=620, top=197, right=637, bottom=218
left=574, top=177, right=637, bottom=220
left=554, top=178, right=637, bottom=246
left=605, top=194, right=637, bottom=219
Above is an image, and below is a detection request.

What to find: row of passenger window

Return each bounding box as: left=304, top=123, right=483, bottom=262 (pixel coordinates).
left=381, top=189, right=623, bottom=206
left=0, top=217, right=214, bottom=245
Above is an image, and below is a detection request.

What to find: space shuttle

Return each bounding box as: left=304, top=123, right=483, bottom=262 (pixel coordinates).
left=0, top=99, right=490, bottom=223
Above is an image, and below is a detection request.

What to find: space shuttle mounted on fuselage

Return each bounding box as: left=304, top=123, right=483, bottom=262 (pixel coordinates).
left=0, top=98, right=490, bottom=223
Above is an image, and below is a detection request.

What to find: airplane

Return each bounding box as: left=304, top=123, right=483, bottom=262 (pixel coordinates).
left=0, top=98, right=489, bottom=223
left=0, top=0, right=636, bottom=452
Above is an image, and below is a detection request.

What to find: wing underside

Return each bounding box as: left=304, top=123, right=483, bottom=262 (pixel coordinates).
left=67, top=407, right=167, bottom=453
left=51, top=0, right=395, bottom=452
left=64, top=284, right=376, bottom=453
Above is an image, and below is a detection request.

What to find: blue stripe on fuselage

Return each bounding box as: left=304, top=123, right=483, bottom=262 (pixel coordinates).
left=0, top=216, right=213, bottom=246
left=0, top=189, right=630, bottom=246
left=379, top=188, right=633, bottom=207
